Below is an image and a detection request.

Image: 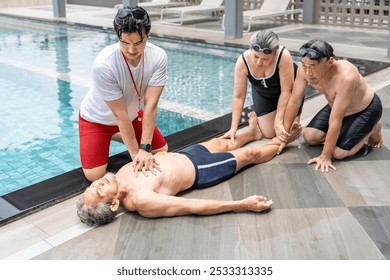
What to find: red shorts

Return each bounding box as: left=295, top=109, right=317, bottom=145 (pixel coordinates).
left=79, top=110, right=167, bottom=169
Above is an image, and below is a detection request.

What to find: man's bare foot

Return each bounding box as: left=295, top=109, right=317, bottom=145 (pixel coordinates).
left=366, top=121, right=383, bottom=148
left=288, top=122, right=302, bottom=144
left=248, top=111, right=263, bottom=141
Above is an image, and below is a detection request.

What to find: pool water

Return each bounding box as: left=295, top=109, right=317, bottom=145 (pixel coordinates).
left=0, top=16, right=250, bottom=195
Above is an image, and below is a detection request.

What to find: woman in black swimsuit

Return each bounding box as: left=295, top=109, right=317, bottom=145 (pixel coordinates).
left=222, top=30, right=303, bottom=143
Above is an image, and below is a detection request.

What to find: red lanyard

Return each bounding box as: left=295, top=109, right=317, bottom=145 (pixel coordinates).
left=121, top=51, right=144, bottom=109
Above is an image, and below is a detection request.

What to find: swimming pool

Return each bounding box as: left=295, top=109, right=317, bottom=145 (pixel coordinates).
left=0, top=16, right=250, bottom=195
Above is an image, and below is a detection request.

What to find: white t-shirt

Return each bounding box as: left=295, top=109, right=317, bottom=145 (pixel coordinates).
left=80, top=42, right=167, bottom=125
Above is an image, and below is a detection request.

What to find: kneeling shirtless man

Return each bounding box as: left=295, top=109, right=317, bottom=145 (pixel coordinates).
left=278, top=39, right=383, bottom=172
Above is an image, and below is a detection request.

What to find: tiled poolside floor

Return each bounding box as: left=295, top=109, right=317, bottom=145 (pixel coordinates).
left=0, top=4, right=390, bottom=260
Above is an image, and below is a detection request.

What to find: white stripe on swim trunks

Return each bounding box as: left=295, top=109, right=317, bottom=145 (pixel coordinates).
left=197, top=157, right=236, bottom=169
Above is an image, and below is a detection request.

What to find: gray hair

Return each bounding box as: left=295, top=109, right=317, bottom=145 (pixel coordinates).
left=76, top=195, right=117, bottom=226
left=249, top=30, right=279, bottom=52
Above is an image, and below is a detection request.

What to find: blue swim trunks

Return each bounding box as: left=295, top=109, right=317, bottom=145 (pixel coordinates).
left=178, top=144, right=237, bottom=188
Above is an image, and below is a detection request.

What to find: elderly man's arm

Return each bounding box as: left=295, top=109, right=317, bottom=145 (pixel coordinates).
left=132, top=191, right=273, bottom=218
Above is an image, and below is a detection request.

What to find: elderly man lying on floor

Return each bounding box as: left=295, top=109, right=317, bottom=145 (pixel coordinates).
left=77, top=112, right=301, bottom=226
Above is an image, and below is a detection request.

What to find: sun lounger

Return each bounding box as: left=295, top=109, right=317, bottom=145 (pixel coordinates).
left=222, top=0, right=302, bottom=32
left=115, top=0, right=186, bottom=11
left=160, top=0, right=224, bottom=25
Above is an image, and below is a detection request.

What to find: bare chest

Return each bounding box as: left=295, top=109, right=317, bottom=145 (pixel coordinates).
left=312, top=81, right=336, bottom=104
left=129, top=153, right=196, bottom=195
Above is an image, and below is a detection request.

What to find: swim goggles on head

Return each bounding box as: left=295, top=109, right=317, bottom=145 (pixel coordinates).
left=251, top=44, right=274, bottom=54
left=115, top=8, right=149, bottom=25
left=299, top=47, right=326, bottom=60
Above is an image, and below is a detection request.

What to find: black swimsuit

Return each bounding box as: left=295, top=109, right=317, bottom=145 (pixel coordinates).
left=242, top=47, right=303, bottom=116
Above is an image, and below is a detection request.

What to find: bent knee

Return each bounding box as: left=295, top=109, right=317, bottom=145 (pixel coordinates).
left=83, top=166, right=107, bottom=182
left=257, top=125, right=275, bottom=139
left=302, top=128, right=325, bottom=145
left=153, top=143, right=168, bottom=153
left=262, top=130, right=276, bottom=139
left=302, top=133, right=320, bottom=145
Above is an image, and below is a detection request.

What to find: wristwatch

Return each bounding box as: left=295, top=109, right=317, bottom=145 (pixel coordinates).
left=139, top=143, right=152, bottom=153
